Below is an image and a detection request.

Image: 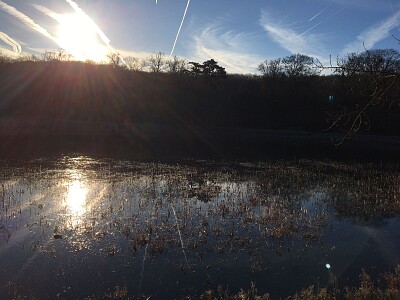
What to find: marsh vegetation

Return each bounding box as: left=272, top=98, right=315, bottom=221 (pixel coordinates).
left=0, top=156, right=399, bottom=299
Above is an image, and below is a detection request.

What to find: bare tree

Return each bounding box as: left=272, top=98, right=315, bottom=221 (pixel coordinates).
left=41, top=49, right=71, bottom=62
left=107, top=53, right=121, bottom=67
left=282, top=53, right=318, bottom=77
left=15, top=54, right=39, bottom=62
left=337, top=49, right=400, bottom=76
left=165, top=56, right=187, bottom=74
left=258, top=58, right=283, bottom=78
left=84, top=59, right=98, bottom=66
left=0, top=51, right=12, bottom=64
left=146, top=52, right=165, bottom=73
left=324, top=48, right=400, bottom=143
left=125, top=56, right=145, bottom=71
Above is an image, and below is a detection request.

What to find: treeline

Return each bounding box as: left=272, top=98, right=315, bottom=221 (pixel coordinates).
left=0, top=48, right=399, bottom=134
left=0, top=50, right=227, bottom=76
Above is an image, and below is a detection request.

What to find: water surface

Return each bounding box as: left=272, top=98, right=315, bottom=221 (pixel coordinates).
left=0, top=157, right=399, bottom=298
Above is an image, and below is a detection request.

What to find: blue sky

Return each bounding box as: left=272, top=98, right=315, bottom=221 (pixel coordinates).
left=0, top=0, right=400, bottom=73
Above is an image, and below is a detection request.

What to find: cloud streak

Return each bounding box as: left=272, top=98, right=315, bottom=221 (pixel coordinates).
left=170, top=0, right=191, bottom=56
left=0, top=31, right=21, bottom=55
left=260, top=10, right=326, bottom=60
left=341, top=10, right=400, bottom=55
left=0, top=1, right=57, bottom=44
left=191, top=25, right=264, bottom=74
left=31, top=4, right=59, bottom=20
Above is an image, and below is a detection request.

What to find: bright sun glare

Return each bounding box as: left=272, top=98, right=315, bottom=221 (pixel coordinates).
left=66, top=179, right=88, bottom=216
left=56, top=13, right=108, bottom=62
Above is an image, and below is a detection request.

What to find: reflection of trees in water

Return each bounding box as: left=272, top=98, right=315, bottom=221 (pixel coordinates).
left=187, top=175, right=221, bottom=203
left=324, top=180, right=400, bottom=226
left=302, top=162, right=400, bottom=226
left=249, top=160, right=400, bottom=226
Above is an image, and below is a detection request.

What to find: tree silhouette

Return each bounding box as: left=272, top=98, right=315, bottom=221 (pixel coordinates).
left=202, top=59, right=227, bottom=77
left=107, top=53, right=121, bottom=67
left=326, top=48, right=400, bottom=142
left=188, top=59, right=226, bottom=78
left=188, top=61, right=203, bottom=76
left=42, top=49, right=71, bottom=62
left=258, top=58, right=283, bottom=78
left=338, top=49, right=400, bottom=76
left=125, top=56, right=145, bottom=71
left=147, top=52, right=165, bottom=73
left=165, top=56, right=188, bottom=74
left=282, top=54, right=318, bottom=77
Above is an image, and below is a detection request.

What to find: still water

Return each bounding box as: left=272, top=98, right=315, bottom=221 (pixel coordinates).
left=0, top=156, right=399, bottom=299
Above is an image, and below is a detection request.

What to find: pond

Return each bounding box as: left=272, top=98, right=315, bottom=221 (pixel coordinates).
left=0, top=156, right=399, bottom=299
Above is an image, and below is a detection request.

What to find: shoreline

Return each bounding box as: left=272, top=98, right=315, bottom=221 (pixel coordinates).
left=1, top=119, right=399, bottom=161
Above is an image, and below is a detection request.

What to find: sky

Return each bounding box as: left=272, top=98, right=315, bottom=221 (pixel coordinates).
left=0, top=0, right=400, bottom=74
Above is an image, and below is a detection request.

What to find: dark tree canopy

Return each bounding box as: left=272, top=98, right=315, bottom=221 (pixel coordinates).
left=282, top=54, right=318, bottom=77
left=326, top=49, right=400, bottom=141
left=257, top=58, right=282, bottom=78
left=188, top=59, right=227, bottom=78
left=0, top=48, right=399, bottom=144
left=338, top=49, right=400, bottom=76
left=258, top=54, right=318, bottom=78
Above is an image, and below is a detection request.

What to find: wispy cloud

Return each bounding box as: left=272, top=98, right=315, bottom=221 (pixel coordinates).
left=0, top=1, right=57, bottom=44
left=0, top=31, right=21, bottom=55
left=191, top=24, right=264, bottom=74
left=31, top=4, right=59, bottom=20
left=115, top=48, right=154, bottom=60
left=196, top=46, right=262, bottom=74
left=341, top=10, right=400, bottom=55
left=259, top=10, right=326, bottom=60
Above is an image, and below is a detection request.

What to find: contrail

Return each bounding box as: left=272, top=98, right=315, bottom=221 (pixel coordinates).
left=308, top=6, right=330, bottom=22
left=296, top=21, right=323, bottom=39
left=170, top=0, right=191, bottom=56
left=0, top=1, right=57, bottom=43
left=0, top=31, right=21, bottom=54
left=296, top=3, right=352, bottom=39
left=278, top=15, right=289, bottom=25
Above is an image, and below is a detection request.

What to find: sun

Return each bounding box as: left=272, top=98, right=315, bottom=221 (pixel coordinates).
left=56, top=13, right=108, bottom=62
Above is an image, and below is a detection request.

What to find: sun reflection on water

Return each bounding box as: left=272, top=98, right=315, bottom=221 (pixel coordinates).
left=62, top=165, right=91, bottom=231
left=66, top=179, right=88, bottom=216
